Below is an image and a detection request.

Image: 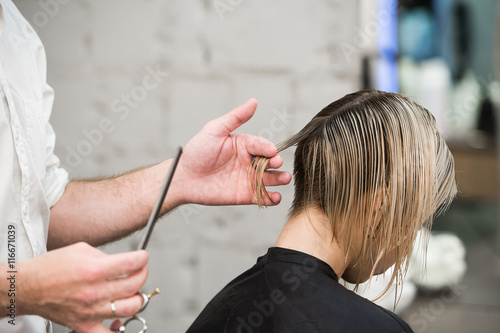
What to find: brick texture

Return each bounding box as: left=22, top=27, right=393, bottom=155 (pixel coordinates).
left=12, top=0, right=361, bottom=331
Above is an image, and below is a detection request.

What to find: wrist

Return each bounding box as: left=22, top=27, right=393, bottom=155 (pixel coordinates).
left=15, top=259, right=36, bottom=316
left=0, top=260, right=36, bottom=319
left=158, top=158, right=188, bottom=212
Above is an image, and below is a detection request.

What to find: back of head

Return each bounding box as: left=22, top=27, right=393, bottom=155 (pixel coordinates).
left=250, top=89, right=457, bottom=297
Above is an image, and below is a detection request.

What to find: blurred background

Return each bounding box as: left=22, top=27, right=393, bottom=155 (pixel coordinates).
left=12, top=0, right=500, bottom=332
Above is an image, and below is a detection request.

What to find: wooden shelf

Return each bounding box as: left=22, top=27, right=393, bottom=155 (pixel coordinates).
left=449, top=144, right=499, bottom=200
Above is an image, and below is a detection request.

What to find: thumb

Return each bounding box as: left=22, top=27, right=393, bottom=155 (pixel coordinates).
left=87, top=323, right=116, bottom=333
left=65, top=323, right=115, bottom=333
left=211, top=98, right=258, bottom=135
left=109, top=319, right=123, bottom=331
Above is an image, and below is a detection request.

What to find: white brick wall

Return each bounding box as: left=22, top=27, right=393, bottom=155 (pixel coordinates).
left=12, top=0, right=361, bottom=331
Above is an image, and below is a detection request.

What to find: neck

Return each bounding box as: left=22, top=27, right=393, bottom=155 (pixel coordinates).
left=275, top=207, right=352, bottom=279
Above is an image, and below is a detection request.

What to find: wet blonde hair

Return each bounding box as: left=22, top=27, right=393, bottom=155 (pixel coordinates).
left=249, top=90, right=457, bottom=298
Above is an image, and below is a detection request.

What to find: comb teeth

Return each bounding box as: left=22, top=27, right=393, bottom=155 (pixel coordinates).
left=138, top=146, right=182, bottom=251
left=140, top=222, right=156, bottom=250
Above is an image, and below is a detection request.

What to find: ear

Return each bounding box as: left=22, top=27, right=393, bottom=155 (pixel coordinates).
left=369, top=188, right=387, bottom=230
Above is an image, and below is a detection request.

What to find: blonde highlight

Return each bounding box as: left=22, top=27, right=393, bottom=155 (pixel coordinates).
left=249, top=90, right=457, bottom=301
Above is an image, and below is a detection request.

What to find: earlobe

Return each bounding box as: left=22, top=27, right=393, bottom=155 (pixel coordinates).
left=369, top=187, right=388, bottom=226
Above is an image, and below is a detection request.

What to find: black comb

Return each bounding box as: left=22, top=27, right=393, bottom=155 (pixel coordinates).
left=138, top=146, right=182, bottom=250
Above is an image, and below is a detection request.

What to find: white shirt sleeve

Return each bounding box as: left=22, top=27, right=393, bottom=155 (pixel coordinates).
left=40, top=81, right=69, bottom=207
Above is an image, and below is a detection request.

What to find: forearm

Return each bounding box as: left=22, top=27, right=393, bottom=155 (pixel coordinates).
left=48, top=158, right=182, bottom=249
left=47, top=99, right=290, bottom=249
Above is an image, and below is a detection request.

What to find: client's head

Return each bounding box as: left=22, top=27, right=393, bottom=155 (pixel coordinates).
left=250, top=89, right=457, bottom=295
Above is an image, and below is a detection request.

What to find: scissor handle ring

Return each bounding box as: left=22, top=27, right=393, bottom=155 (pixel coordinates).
left=118, top=315, right=148, bottom=333
left=137, top=292, right=150, bottom=313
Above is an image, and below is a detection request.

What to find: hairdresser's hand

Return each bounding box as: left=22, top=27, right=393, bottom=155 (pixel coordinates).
left=173, top=98, right=291, bottom=207
left=17, top=242, right=148, bottom=333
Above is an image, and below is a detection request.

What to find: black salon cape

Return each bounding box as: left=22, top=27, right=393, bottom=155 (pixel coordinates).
left=187, top=247, right=414, bottom=333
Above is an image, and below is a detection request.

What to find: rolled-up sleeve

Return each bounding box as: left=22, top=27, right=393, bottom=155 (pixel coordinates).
left=41, top=82, right=69, bottom=207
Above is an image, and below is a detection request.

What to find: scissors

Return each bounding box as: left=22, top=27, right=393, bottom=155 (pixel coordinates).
left=117, top=288, right=159, bottom=333
left=117, top=146, right=183, bottom=333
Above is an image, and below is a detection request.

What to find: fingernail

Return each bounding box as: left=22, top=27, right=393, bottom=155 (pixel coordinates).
left=135, top=250, right=149, bottom=261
